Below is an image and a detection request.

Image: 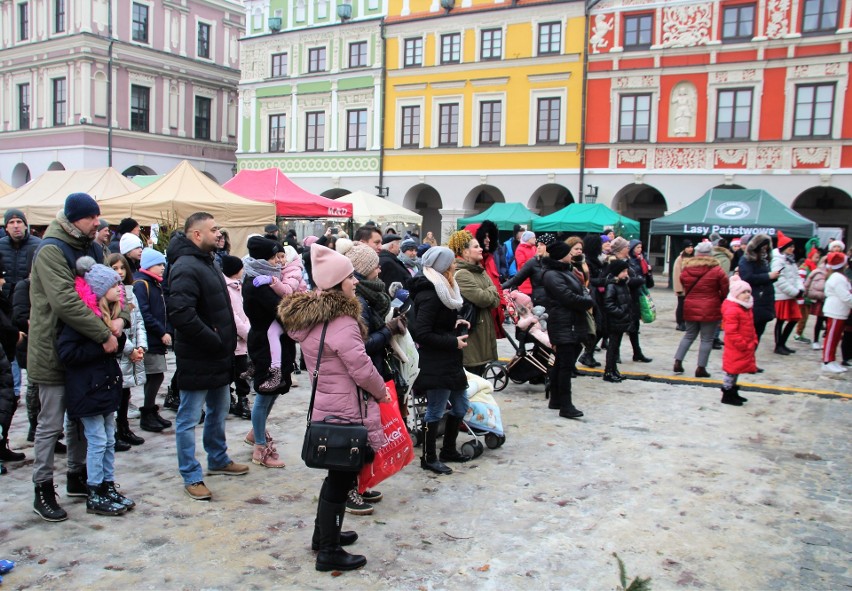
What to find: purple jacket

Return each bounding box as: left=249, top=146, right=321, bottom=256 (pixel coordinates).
left=281, top=291, right=387, bottom=450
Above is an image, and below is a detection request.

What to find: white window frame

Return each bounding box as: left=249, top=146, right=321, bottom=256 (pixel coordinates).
left=129, top=82, right=153, bottom=133
left=783, top=72, right=846, bottom=140
left=610, top=89, right=659, bottom=144
left=436, top=30, right=464, bottom=65
left=477, top=25, right=505, bottom=61
left=431, top=95, right=464, bottom=148
left=195, top=17, right=215, bottom=61
left=529, top=88, right=567, bottom=145
left=396, top=98, right=425, bottom=149
left=707, top=77, right=763, bottom=142
left=402, top=36, right=424, bottom=68
left=131, top=1, right=153, bottom=46
left=472, top=92, right=506, bottom=147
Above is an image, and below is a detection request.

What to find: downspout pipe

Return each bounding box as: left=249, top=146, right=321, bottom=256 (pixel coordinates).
left=377, top=19, right=387, bottom=198
left=107, top=0, right=114, bottom=167
left=578, top=0, right=602, bottom=204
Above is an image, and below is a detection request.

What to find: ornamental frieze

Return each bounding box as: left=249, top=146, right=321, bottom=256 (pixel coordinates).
left=248, top=156, right=379, bottom=173
left=655, top=148, right=705, bottom=169
left=661, top=4, right=712, bottom=48
left=715, top=149, right=747, bottom=165
left=793, top=147, right=830, bottom=166
left=614, top=76, right=658, bottom=89
left=766, top=0, right=790, bottom=40
left=755, top=147, right=783, bottom=169
left=792, top=63, right=844, bottom=79
left=617, top=149, right=647, bottom=165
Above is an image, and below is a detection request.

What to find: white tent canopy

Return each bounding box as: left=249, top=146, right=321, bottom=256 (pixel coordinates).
left=0, top=178, right=13, bottom=197
left=335, top=190, right=422, bottom=226
left=0, top=168, right=140, bottom=225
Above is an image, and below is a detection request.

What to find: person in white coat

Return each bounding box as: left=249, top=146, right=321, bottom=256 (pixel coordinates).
left=770, top=231, right=804, bottom=355
left=821, top=252, right=852, bottom=373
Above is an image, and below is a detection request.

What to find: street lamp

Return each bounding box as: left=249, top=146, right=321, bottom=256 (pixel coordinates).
left=585, top=185, right=599, bottom=203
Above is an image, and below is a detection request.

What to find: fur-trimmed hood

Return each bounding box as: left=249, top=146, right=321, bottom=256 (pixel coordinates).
left=682, top=256, right=721, bottom=269
left=475, top=220, right=500, bottom=254
left=745, top=233, right=772, bottom=262
left=278, top=290, right=367, bottom=342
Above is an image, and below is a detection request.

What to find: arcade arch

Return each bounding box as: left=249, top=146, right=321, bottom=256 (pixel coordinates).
left=612, top=183, right=668, bottom=264
left=461, top=185, right=505, bottom=213
left=122, top=165, right=156, bottom=177
left=402, top=184, right=443, bottom=241
left=11, top=163, right=31, bottom=187
left=47, top=161, right=65, bottom=171
left=528, top=184, right=574, bottom=216
left=792, top=187, right=851, bottom=243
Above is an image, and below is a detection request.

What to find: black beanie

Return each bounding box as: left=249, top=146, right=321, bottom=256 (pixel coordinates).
left=247, top=236, right=283, bottom=261
left=609, top=259, right=629, bottom=276
left=118, top=218, right=139, bottom=235
left=4, top=208, right=27, bottom=227
left=547, top=241, right=571, bottom=261
left=220, top=254, right=243, bottom=277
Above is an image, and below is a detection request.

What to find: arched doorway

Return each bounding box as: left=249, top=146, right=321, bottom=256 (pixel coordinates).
left=528, top=184, right=574, bottom=216
left=792, top=187, right=851, bottom=244
left=11, top=163, right=31, bottom=187
left=402, top=184, right=443, bottom=242
left=122, top=165, right=156, bottom=177
left=47, top=161, right=66, bottom=171
left=200, top=171, right=218, bottom=183
left=611, top=183, right=668, bottom=266
left=461, top=185, right=505, bottom=214
left=713, top=183, right=747, bottom=190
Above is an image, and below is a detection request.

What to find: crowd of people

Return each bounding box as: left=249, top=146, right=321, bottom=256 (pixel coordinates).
left=0, top=194, right=850, bottom=573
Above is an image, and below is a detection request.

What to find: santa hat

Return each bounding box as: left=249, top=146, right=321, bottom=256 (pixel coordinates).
left=826, top=252, right=848, bottom=270
left=775, top=230, right=793, bottom=250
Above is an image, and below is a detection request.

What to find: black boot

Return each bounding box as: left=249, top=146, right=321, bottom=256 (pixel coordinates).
left=439, top=418, right=470, bottom=463
left=139, top=406, right=165, bottom=432
left=312, top=479, right=357, bottom=551
left=67, top=468, right=89, bottom=497
left=102, top=481, right=136, bottom=510
left=116, top=419, right=145, bottom=446
left=163, top=387, right=180, bottom=411
left=151, top=405, right=172, bottom=428
left=27, top=416, right=37, bottom=442
left=0, top=403, right=24, bottom=462
left=558, top=382, right=583, bottom=419
left=733, top=385, right=748, bottom=403
left=721, top=387, right=743, bottom=406
left=315, top=497, right=367, bottom=572
left=235, top=395, right=252, bottom=420
left=114, top=438, right=131, bottom=452
left=0, top=439, right=25, bottom=462
left=420, top=422, right=452, bottom=474
left=33, top=480, right=68, bottom=522
left=577, top=351, right=600, bottom=368
left=86, top=483, right=127, bottom=516
left=603, top=370, right=622, bottom=383
left=630, top=332, right=652, bottom=362
left=229, top=392, right=239, bottom=416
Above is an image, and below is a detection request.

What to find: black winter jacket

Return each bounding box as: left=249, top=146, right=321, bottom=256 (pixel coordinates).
left=56, top=324, right=124, bottom=419
left=11, top=278, right=29, bottom=368
left=540, top=258, right=594, bottom=346
left=379, top=250, right=411, bottom=292
left=166, top=234, right=237, bottom=390
left=603, top=277, right=632, bottom=334
left=0, top=233, right=41, bottom=299
left=242, top=278, right=295, bottom=394
left=357, top=294, right=394, bottom=381
left=502, top=256, right=547, bottom=306
left=737, top=257, right=776, bottom=324
left=133, top=271, right=171, bottom=355
left=409, top=275, right=467, bottom=391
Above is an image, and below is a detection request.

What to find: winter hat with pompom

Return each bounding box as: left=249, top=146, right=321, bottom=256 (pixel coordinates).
left=728, top=274, right=752, bottom=300
left=76, top=256, right=121, bottom=299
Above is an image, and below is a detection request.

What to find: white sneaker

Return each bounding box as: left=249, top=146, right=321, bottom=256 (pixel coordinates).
left=822, top=362, right=845, bottom=374
left=812, top=341, right=822, bottom=350
left=127, top=403, right=141, bottom=419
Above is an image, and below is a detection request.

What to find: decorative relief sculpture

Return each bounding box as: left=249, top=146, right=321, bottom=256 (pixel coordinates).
left=670, top=82, right=697, bottom=137
left=614, top=76, right=657, bottom=89
left=617, top=149, right=647, bottom=165
left=793, top=147, right=830, bottom=166
left=715, top=149, right=747, bottom=165
left=655, top=148, right=705, bottom=169
left=766, top=0, right=790, bottom=39
left=590, top=14, right=614, bottom=54
left=755, top=147, right=783, bottom=169
left=661, top=4, right=712, bottom=48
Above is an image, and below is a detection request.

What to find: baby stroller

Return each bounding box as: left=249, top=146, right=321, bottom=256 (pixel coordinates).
left=482, top=290, right=554, bottom=393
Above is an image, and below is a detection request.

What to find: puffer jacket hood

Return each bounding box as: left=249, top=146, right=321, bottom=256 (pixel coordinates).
left=279, top=290, right=366, bottom=342
left=682, top=255, right=721, bottom=270
left=166, top=231, right=205, bottom=265
left=628, top=239, right=642, bottom=257
left=745, top=233, right=772, bottom=262
left=475, top=220, right=500, bottom=254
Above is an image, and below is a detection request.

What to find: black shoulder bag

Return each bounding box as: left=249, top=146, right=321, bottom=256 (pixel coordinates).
left=301, top=322, right=369, bottom=472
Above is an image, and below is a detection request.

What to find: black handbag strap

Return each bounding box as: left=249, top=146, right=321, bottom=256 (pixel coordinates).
left=305, top=321, right=364, bottom=427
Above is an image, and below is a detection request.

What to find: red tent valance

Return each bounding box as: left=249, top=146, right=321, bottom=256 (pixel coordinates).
left=224, top=168, right=352, bottom=218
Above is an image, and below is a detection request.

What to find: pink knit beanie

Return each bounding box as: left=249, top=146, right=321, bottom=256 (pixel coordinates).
left=728, top=275, right=751, bottom=299
left=310, top=244, right=354, bottom=290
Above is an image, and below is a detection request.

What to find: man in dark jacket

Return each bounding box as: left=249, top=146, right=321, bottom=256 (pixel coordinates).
left=379, top=234, right=410, bottom=291
left=166, top=212, right=248, bottom=502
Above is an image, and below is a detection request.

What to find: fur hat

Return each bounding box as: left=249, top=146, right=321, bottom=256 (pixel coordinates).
left=608, top=258, right=629, bottom=276
left=4, top=208, right=27, bottom=227
left=547, top=241, right=571, bottom=261
left=826, top=252, right=848, bottom=270
left=64, top=193, right=100, bottom=223
left=728, top=274, right=751, bottom=299
left=400, top=239, right=418, bottom=253
left=311, top=244, right=354, bottom=290
left=828, top=240, right=846, bottom=252
left=695, top=241, right=713, bottom=256
left=120, top=233, right=144, bottom=255
left=421, top=246, right=455, bottom=273
left=346, top=242, right=380, bottom=277
left=247, top=236, right=283, bottom=261
left=521, top=231, right=535, bottom=243
left=76, top=256, right=120, bottom=299
left=776, top=230, right=793, bottom=251
left=610, top=237, right=629, bottom=255
left=140, top=247, right=166, bottom=270
left=220, top=254, right=243, bottom=277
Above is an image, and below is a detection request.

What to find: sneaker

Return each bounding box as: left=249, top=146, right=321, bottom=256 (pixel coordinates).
left=361, top=490, right=383, bottom=503
left=185, top=481, right=212, bottom=501
left=345, top=489, right=374, bottom=515
left=812, top=341, right=822, bottom=350
left=821, top=362, right=846, bottom=374
left=207, top=461, right=249, bottom=476
left=793, top=334, right=812, bottom=344
left=127, top=404, right=141, bottom=419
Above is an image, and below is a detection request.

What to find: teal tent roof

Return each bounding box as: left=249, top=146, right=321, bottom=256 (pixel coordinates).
left=649, top=189, right=817, bottom=239
left=130, top=175, right=163, bottom=188
left=457, top=202, right=540, bottom=231
left=532, top=203, right=640, bottom=238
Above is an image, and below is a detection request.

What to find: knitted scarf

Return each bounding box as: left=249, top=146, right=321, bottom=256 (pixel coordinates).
left=423, top=267, right=463, bottom=310
left=356, top=277, right=391, bottom=319
left=242, top=256, right=281, bottom=279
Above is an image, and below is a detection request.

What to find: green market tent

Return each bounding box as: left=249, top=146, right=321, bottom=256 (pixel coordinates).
left=130, top=175, right=163, bottom=188
left=457, top=202, right=540, bottom=231
left=532, top=203, right=640, bottom=237
left=649, top=189, right=817, bottom=238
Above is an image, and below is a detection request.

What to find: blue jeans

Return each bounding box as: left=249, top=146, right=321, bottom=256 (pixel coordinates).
left=251, top=393, right=277, bottom=446
left=80, top=413, right=116, bottom=486
left=424, top=388, right=469, bottom=423
left=175, top=385, right=232, bottom=485
left=11, top=358, right=20, bottom=397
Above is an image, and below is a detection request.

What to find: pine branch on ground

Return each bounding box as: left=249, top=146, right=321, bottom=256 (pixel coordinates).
left=613, top=552, right=652, bottom=591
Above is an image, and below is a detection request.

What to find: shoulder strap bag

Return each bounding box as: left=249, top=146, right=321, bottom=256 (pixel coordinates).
left=301, top=321, right=369, bottom=472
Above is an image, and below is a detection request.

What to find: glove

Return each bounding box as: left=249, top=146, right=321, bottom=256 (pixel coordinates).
left=253, top=275, right=273, bottom=287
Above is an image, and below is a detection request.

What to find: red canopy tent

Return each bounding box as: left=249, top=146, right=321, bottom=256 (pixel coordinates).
left=223, top=168, right=352, bottom=219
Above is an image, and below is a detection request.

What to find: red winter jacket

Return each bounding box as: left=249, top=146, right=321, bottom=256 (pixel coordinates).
left=721, top=298, right=758, bottom=375
left=513, top=242, right=537, bottom=295
left=680, top=257, right=729, bottom=322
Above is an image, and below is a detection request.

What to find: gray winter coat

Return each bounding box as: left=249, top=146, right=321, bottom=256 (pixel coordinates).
left=119, top=286, right=147, bottom=387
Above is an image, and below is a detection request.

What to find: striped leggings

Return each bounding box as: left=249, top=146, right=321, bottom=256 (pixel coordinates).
left=822, top=317, right=847, bottom=364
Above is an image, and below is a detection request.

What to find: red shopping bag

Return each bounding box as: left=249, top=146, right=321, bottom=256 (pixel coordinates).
left=358, top=381, right=414, bottom=493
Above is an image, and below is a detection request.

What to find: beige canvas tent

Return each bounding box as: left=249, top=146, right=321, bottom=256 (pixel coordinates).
left=0, top=168, right=140, bottom=225
left=335, top=190, right=422, bottom=226
left=0, top=179, right=13, bottom=197
left=98, top=160, right=275, bottom=257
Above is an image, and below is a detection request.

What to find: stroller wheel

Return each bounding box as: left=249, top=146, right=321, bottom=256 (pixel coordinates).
left=485, top=433, right=501, bottom=449
left=497, top=434, right=506, bottom=448
left=482, top=363, right=509, bottom=392
left=462, top=439, right=484, bottom=459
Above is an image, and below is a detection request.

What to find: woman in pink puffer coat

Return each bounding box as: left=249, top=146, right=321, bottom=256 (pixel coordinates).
left=279, top=244, right=389, bottom=574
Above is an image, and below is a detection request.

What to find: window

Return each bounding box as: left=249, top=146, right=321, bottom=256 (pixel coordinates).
left=536, top=98, right=560, bottom=143
left=624, top=14, right=653, bottom=50
left=269, top=114, right=286, bottom=152
left=721, top=4, right=755, bottom=42
left=716, top=89, right=752, bottom=140
left=618, top=94, right=651, bottom=141
left=479, top=101, right=502, bottom=145
left=53, top=78, right=67, bottom=126
left=55, top=0, right=65, bottom=33
left=349, top=41, right=367, bottom=68
left=346, top=109, right=367, bottom=150
left=793, top=83, right=834, bottom=138
left=305, top=112, right=325, bottom=151
left=130, top=85, right=150, bottom=132
left=400, top=106, right=420, bottom=147
left=132, top=3, right=148, bottom=43
left=19, top=2, right=29, bottom=40
left=538, top=22, right=561, bottom=55
left=404, top=38, right=422, bottom=67
left=195, top=96, right=211, bottom=139
left=802, top=0, right=838, bottom=33
left=19, top=84, right=30, bottom=130
left=308, top=47, right=326, bottom=73
left=441, top=33, right=461, bottom=64
left=271, top=53, right=288, bottom=77
left=198, top=22, right=211, bottom=59
left=438, top=103, right=459, bottom=146
left=480, top=28, right=502, bottom=60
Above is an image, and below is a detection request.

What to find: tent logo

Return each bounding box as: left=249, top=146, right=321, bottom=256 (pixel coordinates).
left=715, top=202, right=751, bottom=220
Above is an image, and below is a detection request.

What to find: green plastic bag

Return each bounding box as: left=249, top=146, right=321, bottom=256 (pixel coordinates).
left=639, top=287, right=656, bottom=324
